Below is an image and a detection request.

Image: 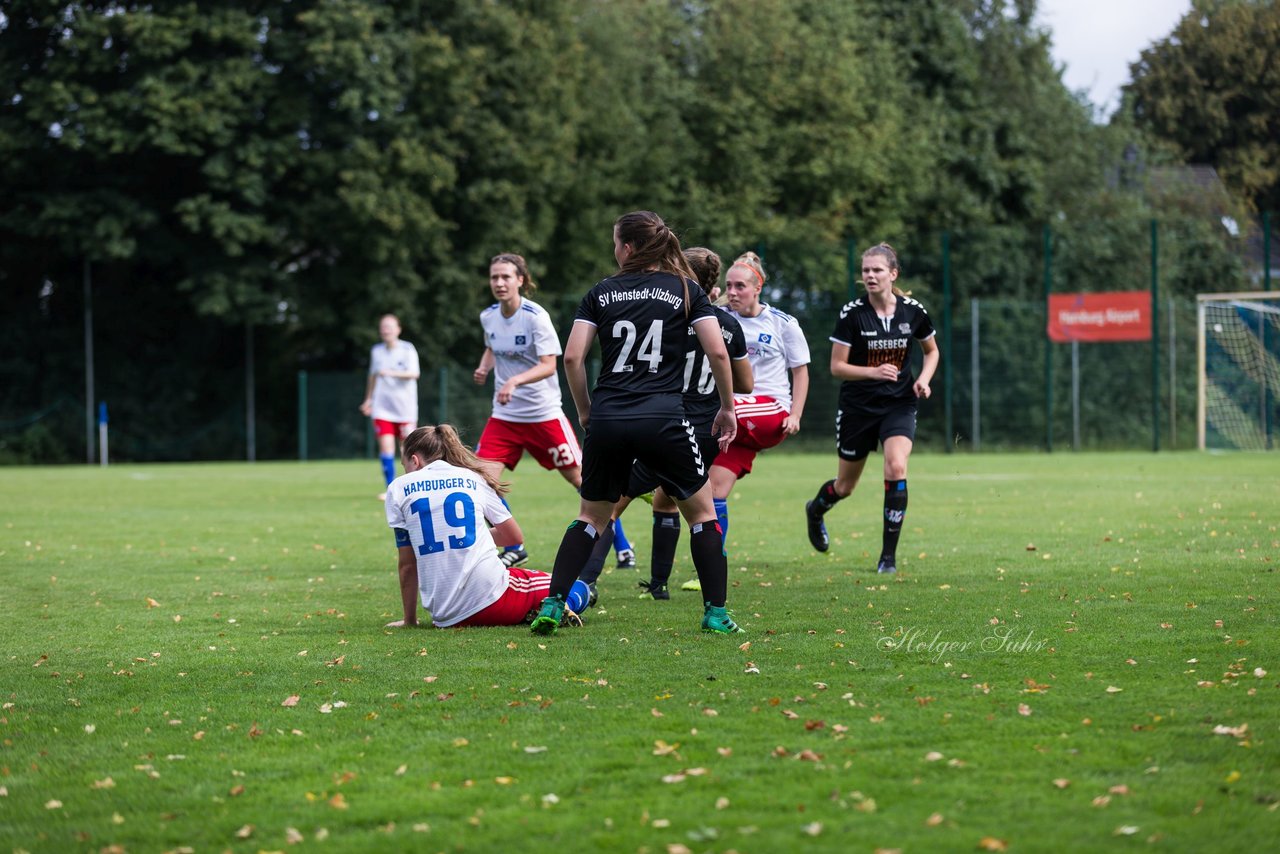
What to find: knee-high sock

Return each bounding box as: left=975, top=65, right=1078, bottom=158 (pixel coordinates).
left=613, top=517, right=633, bottom=553
left=882, top=479, right=908, bottom=560
left=713, top=498, right=729, bottom=550
left=500, top=496, right=524, bottom=551
left=379, top=454, right=396, bottom=486
left=649, top=511, right=681, bottom=585
left=689, top=521, right=728, bottom=607
left=548, top=520, right=600, bottom=598
left=810, top=479, right=843, bottom=514
left=577, top=520, right=615, bottom=585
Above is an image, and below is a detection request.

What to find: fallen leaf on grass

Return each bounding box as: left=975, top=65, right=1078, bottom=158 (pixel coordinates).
left=285, top=827, right=304, bottom=845
left=926, top=813, right=944, bottom=826
left=45, top=799, right=63, bottom=810
left=802, top=822, right=823, bottom=836
left=1052, top=779, right=1070, bottom=789
left=1114, top=825, right=1139, bottom=836
left=977, top=837, right=1008, bottom=851
left=796, top=749, right=823, bottom=762
left=1105, top=686, right=1123, bottom=693
left=653, top=740, right=679, bottom=756
left=925, top=752, right=944, bottom=762
left=329, top=793, right=349, bottom=810
left=1212, top=724, right=1248, bottom=737
left=1018, top=704, right=1032, bottom=716
left=145, top=598, right=161, bottom=608
left=234, top=825, right=253, bottom=839
left=1109, top=785, right=1130, bottom=796
left=91, top=777, right=115, bottom=789
left=715, top=797, right=729, bottom=810
left=281, top=695, right=300, bottom=707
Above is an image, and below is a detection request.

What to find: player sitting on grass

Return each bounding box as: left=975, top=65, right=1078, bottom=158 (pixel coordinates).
left=384, top=424, right=593, bottom=629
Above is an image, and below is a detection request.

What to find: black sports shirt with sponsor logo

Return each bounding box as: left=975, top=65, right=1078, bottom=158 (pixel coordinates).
left=574, top=271, right=718, bottom=420
left=829, top=296, right=936, bottom=409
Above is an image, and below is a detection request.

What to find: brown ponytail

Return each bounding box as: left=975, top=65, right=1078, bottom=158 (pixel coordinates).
left=614, top=211, right=698, bottom=284
left=401, top=425, right=510, bottom=496
left=683, top=247, right=723, bottom=295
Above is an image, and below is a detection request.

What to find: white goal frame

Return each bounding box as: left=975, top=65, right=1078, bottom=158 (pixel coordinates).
left=1196, top=291, right=1280, bottom=450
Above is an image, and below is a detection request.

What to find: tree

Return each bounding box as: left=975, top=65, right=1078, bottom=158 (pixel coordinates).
left=1123, top=0, right=1280, bottom=214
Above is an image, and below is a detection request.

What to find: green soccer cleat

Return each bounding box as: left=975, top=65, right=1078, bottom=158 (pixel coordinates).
left=701, top=603, right=744, bottom=634
left=680, top=578, right=702, bottom=592
left=530, top=595, right=566, bottom=635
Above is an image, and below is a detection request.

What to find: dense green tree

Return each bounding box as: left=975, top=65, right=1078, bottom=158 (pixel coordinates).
left=1123, top=0, right=1280, bottom=214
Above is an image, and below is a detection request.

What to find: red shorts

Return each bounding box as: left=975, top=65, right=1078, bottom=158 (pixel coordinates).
left=475, top=415, right=582, bottom=471
left=373, top=419, right=414, bottom=439
left=453, top=567, right=551, bottom=627
left=713, top=396, right=789, bottom=478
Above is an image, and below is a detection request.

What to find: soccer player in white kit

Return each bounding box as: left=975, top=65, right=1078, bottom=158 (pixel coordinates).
left=359, top=314, right=420, bottom=499
left=473, top=253, right=633, bottom=570
left=384, top=425, right=593, bottom=628
left=707, top=251, right=811, bottom=553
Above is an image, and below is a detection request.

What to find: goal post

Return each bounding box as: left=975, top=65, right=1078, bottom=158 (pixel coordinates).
left=1197, top=291, right=1280, bottom=450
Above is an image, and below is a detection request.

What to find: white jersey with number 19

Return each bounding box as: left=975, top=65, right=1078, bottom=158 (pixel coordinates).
left=385, top=460, right=511, bottom=627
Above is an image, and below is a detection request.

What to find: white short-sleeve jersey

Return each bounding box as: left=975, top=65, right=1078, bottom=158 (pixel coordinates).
left=369, top=340, right=420, bottom=423
left=385, top=460, right=512, bottom=627
left=724, top=304, right=810, bottom=412
left=480, top=299, right=564, bottom=423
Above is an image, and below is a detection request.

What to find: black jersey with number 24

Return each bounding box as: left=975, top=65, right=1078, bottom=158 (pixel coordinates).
left=829, top=296, right=936, bottom=410
left=574, top=271, right=718, bottom=420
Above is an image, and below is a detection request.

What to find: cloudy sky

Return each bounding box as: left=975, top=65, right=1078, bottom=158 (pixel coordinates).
left=1036, top=0, right=1192, bottom=114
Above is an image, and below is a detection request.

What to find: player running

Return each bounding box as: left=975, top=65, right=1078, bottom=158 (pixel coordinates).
left=473, top=253, right=634, bottom=570
left=529, top=211, right=743, bottom=635
left=803, top=242, right=939, bottom=574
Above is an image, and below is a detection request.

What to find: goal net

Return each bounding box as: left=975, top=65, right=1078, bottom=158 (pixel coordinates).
left=1197, top=292, right=1280, bottom=450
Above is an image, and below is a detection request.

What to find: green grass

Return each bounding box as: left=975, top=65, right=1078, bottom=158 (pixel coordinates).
left=1, top=452, right=1277, bottom=853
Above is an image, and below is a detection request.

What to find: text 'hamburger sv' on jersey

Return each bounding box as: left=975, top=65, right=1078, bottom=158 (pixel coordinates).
left=573, top=272, right=719, bottom=420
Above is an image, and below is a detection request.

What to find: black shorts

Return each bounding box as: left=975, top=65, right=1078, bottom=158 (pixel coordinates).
left=836, top=403, right=917, bottom=461
left=579, top=417, right=711, bottom=503
left=625, top=430, right=720, bottom=499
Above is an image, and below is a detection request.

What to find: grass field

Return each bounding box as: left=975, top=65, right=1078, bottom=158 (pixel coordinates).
left=1, top=451, right=1277, bottom=853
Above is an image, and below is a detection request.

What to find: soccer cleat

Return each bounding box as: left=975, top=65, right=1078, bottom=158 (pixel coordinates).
left=530, top=595, right=566, bottom=635
left=638, top=579, right=670, bottom=600
left=499, top=547, right=529, bottom=568
left=615, top=548, right=637, bottom=569
left=804, top=500, right=829, bottom=552
left=876, top=557, right=897, bottom=575
left=680, top=578, right=702, bottom=592
left=701, top=604, right=744, bottom=634
left=587, top=582, right=598, bottom=609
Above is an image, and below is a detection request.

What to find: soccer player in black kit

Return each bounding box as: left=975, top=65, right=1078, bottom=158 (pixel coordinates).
left=804, top=243, right=940, bottom=574
left=530, top=212, right=743, bottom=635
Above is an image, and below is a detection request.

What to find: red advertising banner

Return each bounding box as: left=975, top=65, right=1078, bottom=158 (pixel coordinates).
left=1046, top=291, right=1152, bottom=342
